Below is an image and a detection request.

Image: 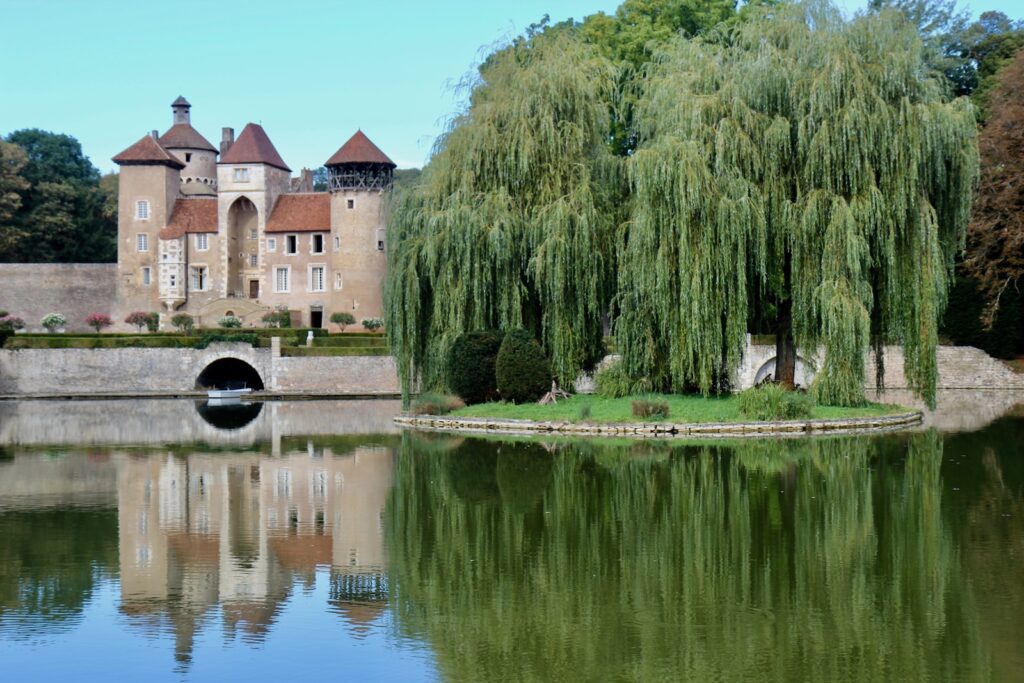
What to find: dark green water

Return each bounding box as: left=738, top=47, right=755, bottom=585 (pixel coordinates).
left=0, top=399, right=1022, bottom=681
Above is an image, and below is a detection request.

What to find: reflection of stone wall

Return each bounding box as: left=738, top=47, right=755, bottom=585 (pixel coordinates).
left=873, top=390, right=1024, bottom=433
left=0, top=263, right=117, bottom=332
left=0, top=453, right=117, bottom=507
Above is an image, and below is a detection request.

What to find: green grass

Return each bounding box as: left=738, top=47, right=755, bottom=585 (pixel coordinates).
left=450, top=393, right=908, bottom=424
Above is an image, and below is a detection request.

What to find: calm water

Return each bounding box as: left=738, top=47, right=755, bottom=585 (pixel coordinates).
left=0, top=396, right=1022, bottom=681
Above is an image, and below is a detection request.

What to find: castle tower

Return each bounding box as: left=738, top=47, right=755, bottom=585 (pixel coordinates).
left=112, top=133, right=184, bottom=316
left=159, top=96, right=218, bottom=194
left=217, top=123, right=292, bottom=299
left=324, top=131, right=395, bottom=322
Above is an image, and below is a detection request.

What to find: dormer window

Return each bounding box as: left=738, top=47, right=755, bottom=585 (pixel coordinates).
left=136, top=200, right=150, bottom=220
left=233, top=168, right=250, bottom=182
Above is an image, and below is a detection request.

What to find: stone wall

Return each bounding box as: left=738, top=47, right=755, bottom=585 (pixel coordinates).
left=0, top=263, right=117, bottom=332
left=0, top=342, right=399, bottom=397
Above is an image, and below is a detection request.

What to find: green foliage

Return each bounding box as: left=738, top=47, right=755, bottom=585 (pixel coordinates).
left=941, top=276, right=1024, bottom=359
left=193, top=332, right=258, bottom=349
left=170, top=313, right=194, bottom=334
left=261, top=305, right=291, bottom=328
left=0, top=315, right=25, bottom=332
left=0, top=129, right=116, bottom=263
left=40, top=312, right=65, bottom=332
left=361, top=317, right=384, bottom=332
left=738, top=383, right=816, bottom=420
left=410, top=392, right=467, bottom=415
left=495, top=329, right=552, bottom=403
left=218, top=315, right=242, bottom=329
left=595, top=358, right=651, bottom=398
left=280, top=345, right=390, bottom=357
left=145, top=312, right=159, bottom=332
left=631, top=397, right=670, bottom=419
left=329, top=312, right=355, bottom=331
left=3, top=335, right=194, bottom=349
left=447, top=330, right=503, bottom=404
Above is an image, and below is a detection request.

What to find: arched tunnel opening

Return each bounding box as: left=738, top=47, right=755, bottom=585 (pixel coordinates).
left=196, top=358, right=265, bottom=391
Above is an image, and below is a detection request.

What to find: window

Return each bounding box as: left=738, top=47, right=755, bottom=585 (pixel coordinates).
left=249, top=229, right=258, bottom=240
left=309, top=265, right=325, bottom=292
left=195, top=233, right=208, bottom=251
left=333, top=235, right=340, bottom=251
left=376, top=228, right=385, bottom=252
left=334, top=272, right=342, bottom=290
left=250, top=253, right=258, bottom=267
left=169, top=273, right=177, bottom=289
left=190, top=266, right=208, bottom=291
left=312, top=234, right=325, bottom=254
left=274, top=266, right=290, bottom=293
left=285, top=234, right=297, bottom=254
left=136, top=200, right=150, bottom=220
left=185, top=152, right=192, bottom=162
left=267, top=237, right=277, bottom=252
left=136, top=233, right=149, bottom=252
left=346, top=198, right=354, bottom=209
left=141, top=266, right=151, bottom=285
left=233, top=168, right=250, bottom=182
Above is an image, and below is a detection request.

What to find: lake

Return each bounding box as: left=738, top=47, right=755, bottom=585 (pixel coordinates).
left=0, top=395, right=1021, bottom=681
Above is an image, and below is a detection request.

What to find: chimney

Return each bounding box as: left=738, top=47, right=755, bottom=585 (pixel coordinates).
left=300, top=168, right=314, bottom=192
left=220, top=127, right=234, bottom=156
left=150, top=130, right=159, bottom=140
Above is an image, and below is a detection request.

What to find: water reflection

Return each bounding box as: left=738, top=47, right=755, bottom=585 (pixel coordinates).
left=195, top=400, right=264, bottom=431
left=0, top=400, right=1022, bottom=681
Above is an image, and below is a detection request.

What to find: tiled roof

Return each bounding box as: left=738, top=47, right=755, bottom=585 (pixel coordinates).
left=159, top=123, right=218, bottom=152
left=171, top=95, right=191, bottom=107
left=219, top=123, right=291, bottom=171
left=159, top=198, right=218, bottom=239
left=325, top=130, right=395, bottom=167
left=112, top=135, right=185, bottom=169
left=265, top=193, right=330, bottom=233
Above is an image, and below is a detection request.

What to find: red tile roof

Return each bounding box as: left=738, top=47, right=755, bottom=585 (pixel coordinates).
left=219, top=123, right=290, bottom=171
left=159, top=198, right=218, bottom=239
left=325, top=130, right=395, bottom=167
left=112, top=135, right=185, bottom=169
left=266, top=193, right=330, bottom=233
left=159, top=123, right=218, bottom=152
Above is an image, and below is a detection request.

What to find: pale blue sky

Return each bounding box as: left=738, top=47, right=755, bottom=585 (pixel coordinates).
left=1, top=0, right=1018, bottom=173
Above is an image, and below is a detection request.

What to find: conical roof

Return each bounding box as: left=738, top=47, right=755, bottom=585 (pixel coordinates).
left=219, top=123, right=290, bottom=171
left=112, top=135, right=185, bottom=169
left=325, top=130, right=395, bottom=167
left=172, top=95, right=191, bottom=107
left=159, top=123, right=217, bottom=152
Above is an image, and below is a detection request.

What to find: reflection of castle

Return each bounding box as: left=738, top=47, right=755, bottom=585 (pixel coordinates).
left=116, top=445, right=393, bottom=664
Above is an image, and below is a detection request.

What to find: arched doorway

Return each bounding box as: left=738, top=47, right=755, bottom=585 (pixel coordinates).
left=227, top=197, right=258, bottom=297
left=196, top=357, right=265, bottom=390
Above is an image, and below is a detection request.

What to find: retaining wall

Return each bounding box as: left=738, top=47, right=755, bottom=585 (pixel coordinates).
left=0, top=263, right=118, bottom=332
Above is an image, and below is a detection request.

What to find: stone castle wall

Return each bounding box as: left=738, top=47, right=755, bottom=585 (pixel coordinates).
left=0, top=263, right=118, bottom=332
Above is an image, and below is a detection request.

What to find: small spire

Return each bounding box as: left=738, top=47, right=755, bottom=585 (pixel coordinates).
left=172, top=96, right=192, bottom=126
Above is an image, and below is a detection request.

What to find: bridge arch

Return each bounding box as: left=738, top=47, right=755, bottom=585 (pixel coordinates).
left=195, top=357, right=265, bottom=391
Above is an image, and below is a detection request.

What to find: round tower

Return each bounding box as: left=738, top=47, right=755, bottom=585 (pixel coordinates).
left=159, top=96, right=218, bottom=194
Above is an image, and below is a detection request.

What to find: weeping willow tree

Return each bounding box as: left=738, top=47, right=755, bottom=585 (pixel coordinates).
left=385, top=32, right=621, bottom=396
left=620, top=2, right=978, bottom=406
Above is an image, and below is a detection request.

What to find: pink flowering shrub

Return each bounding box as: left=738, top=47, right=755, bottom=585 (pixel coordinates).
left=85, top=313, right=113, bottom=333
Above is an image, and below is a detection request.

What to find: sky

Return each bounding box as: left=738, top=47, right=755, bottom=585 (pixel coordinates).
left=1, top=0, right=1020, bottom=174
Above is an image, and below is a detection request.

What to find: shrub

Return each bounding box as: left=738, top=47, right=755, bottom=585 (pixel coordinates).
left=193, top=332, right=258, bottom=349
left=447, top=330, right=502, bottom=404
left=0, top=315, right=26, bottom=332
left=124, top=311, right=151, bottom=332
left=145, top=312, right=160, bottom=332
left=85, top=313, right=112, bottom=333
left=262, top=306, right=291, bottom=328
left=330, top=311, right=355, bottom=331
left=219, top=315, right=242, bottom=328
left=0, top=310, right=7, bottom=317
left=495, top=329, right=551, bottom=403
left=171, top=313, right=195, bottom=334
left=632, top=397, right=670, bottom=420
left=738, top=383, right=814, bottom=421
left=362, top=317, right=384, bottom=332
left=410, top=392, right=466, bottom=416
left=595, top=358, right=651, bottom=398
left=40, top=313, right=66, bottom=333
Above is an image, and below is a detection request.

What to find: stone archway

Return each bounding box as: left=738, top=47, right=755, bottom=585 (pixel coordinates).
left=754, top=356, right=815, bottom=388
left=195, top=357, right=265, bottom=390
left=227, top=197, right=258, bottom=297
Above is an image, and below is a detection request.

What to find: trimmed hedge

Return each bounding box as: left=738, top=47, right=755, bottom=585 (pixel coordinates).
left=280, top=346, right=390, bottom=357
left=313, top=336, right=389, bottom=348
left=447, top=330, right=503, bottom=404
left=495, top=329, right=551, bottom=404
left=4, top=335, right=198, bottom=349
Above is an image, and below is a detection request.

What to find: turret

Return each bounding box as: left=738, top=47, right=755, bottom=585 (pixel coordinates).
left=159, top=96, right=218, bottom=193
left=324, top=130, right=395, bottom=191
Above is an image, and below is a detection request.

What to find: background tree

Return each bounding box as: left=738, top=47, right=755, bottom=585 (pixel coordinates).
left=619, top=2, right=977, bottom=406
left=0, top=140, right=29, bottom=226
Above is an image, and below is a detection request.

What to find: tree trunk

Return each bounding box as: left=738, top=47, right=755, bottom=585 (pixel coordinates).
left=775, top=297, right=797, bottom=389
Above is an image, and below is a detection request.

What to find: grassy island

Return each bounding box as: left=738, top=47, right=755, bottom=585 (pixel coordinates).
left=449, top=394, right=908, bottom=425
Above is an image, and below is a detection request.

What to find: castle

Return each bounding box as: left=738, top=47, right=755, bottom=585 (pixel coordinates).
left=111, top=96, right=393, bottom=328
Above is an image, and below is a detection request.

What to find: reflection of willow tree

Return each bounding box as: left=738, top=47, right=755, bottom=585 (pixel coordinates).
left=385, top=433, right=989, bottom=681
left=0, top=509, right=119, bottom=635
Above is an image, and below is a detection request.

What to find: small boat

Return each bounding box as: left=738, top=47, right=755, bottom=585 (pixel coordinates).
left=206, top=387, right=253, bottom=399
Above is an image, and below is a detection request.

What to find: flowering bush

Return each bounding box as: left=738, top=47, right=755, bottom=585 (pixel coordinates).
left=0, top=315, right=26, bottom=332
left=219, top=315, right=242, bottom=329
left=125, top=311, right=151, bottom=331
left=361, top=317, right=384, bottom=332
left=171, top=313, right=194, bottom=334
left=85, top=313, right=113, bottom=333
left=40, top=313, right=67, bottom=333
